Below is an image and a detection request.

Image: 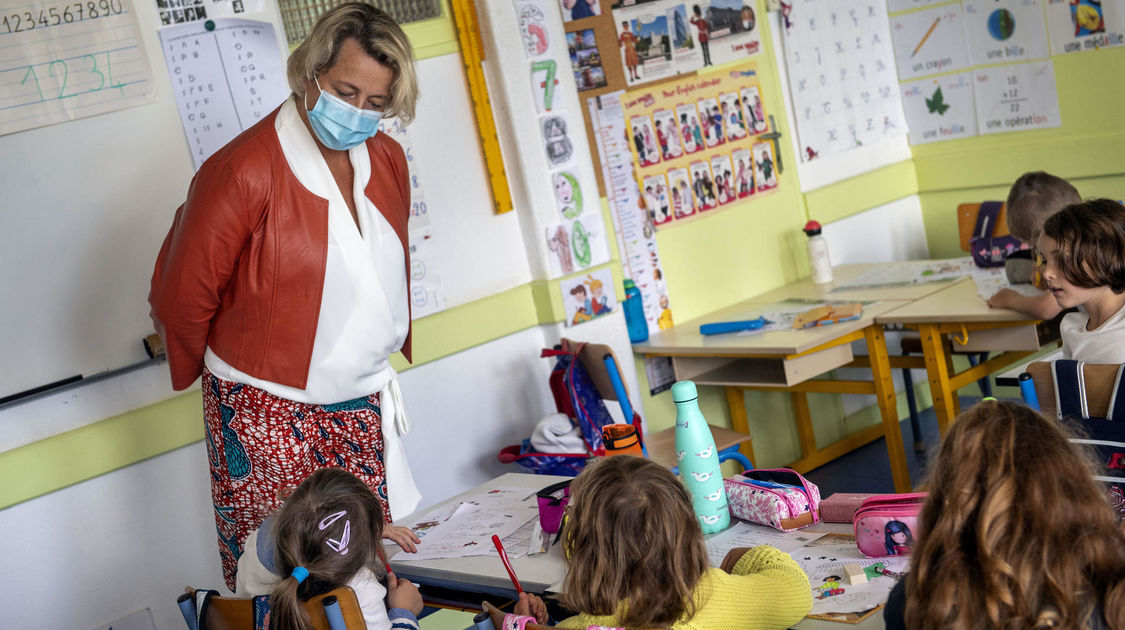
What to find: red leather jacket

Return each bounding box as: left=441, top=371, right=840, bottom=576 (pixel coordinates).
left=150, top=104, right=412, bottom=391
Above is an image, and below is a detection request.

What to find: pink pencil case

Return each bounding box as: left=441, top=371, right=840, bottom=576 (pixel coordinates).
left=853, top=493, right=926, bottom=558
left=819, top=492, right=879, bottom=523
left=724, top=468, right=821, bottom=532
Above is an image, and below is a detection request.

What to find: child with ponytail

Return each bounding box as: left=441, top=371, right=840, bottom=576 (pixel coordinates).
left=236, top=467, right=423, bottom=630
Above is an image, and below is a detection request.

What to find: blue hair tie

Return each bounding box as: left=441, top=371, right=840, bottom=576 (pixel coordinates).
left=291, top=566, right=309, bottom=584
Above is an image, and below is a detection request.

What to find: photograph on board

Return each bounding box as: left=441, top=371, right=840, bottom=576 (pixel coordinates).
left=567, top=29, right=608, bottom=91
left=652, top=108, right=683, bottom=160
left=666, top=167, right=695, bottom=219
left=740, top=85, right=768, bottom=134
left=696, top=95, right=725, bottom=148
left=630, top=115, right=662, bottom=166
left=689, top=160, right=717, bottom=211
left=709, top=153, right=735, bottom=205
left=642, top=173, right=673, bottom=225
left=752, top=141, right=777, bottom=192
left=616, top=11, right=673, bottom=85
left=675, top=102, right=704, bottom=154
left=718, top=91, right=747, bottom=140
left=731, top=147, right=755, bottom=198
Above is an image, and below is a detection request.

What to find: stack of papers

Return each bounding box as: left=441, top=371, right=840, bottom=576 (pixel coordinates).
left=395, top=486, right=540, bottom=561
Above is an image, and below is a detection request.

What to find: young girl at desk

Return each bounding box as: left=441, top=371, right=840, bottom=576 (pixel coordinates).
left=547, top=456, right=811, bottom=629
left=1039, top=199, right=1125, bottom=363
left=236, top=467, right=423, bottom=630
left=883, top=401, right=1125, bottom=630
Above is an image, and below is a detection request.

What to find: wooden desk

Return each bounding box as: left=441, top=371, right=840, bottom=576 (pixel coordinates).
left=876, top=278, right=1059, bottom=432
left=636, top=293, right=914, bottom=493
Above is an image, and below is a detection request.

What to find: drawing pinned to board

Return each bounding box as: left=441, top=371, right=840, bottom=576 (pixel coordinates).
left=962, top=0, right=1048, bottom=66
left=567, top=29, right=607, bottom=91
left=1046, top=0, right=1125, bottom=55
left=531, top=59, right=560, bottom=113
left=553, top=171, right=583, bottom=219
left=889, top=4, right=971, bottom=82
left=752, top=142, right=777, bottom=192
left=562, top=269, right=616, bottom=327
left=545, top=216, right=609, bottom=277
left=541, top=114, right=574, bottom=164
left=547, top=224, right=575, bottom=275
left=973, top=60, right=1060, bottom=135
left=901, top=72, right=977, bottom=145
left=517, top=2, right=551, bottom=57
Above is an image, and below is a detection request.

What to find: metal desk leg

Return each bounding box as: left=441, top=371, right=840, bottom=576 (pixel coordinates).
left=918, top=323, right=957, bottom=434
left=866, top=325, right=912, bottom=493
left=724, top=386, right=757, bottom=465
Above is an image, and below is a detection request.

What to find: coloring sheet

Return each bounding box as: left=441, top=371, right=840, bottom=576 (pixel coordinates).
left=900, top=72, right=977, bottom=144
left=832, top=257, right=977, bottom=290
left=561, top=267, right=617, bottom=327
left=398, top=486, right=540, bottom=561
left=962, top=0, right=1049, bottom=66
left=792, top=533, right=911, bottom=615
left=704, top=520, right=828, bottom=567
left=780, top=0, right=907, bottom=159
left=889, top=3, right=971, bottom=82
left=1046, top=0, right=1125, bottom=55
left=971, top=267, right=1045, bottom=300
left=973, top=60, right=1061, bottom=134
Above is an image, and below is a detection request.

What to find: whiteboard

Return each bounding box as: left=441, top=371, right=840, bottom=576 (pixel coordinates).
left=0, top=2, right=528, bottom=401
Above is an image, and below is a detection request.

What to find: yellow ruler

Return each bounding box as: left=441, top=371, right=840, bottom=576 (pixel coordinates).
left=450, top=0, right=513, bottom=215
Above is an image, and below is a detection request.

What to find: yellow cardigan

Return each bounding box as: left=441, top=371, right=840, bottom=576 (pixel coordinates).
left=556, top=545, right=812, bottom=629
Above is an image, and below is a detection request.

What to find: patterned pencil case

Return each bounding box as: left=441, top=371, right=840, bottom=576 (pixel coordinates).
left=853, top=492, right=926, bottom=558
left=535, top=479, right=571, bottom=534
left=724, top=468, right=821, bottom=532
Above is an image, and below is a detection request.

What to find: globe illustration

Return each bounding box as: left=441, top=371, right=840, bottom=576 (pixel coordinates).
left=988, top=9, right=1015, bottom=41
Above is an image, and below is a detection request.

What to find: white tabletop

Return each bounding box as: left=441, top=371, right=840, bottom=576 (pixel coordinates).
left=390, top=473, right=887, bottom=629
left=875, top=277, right=1035, bottom=325
left=750, top=263, right=963, bottom=303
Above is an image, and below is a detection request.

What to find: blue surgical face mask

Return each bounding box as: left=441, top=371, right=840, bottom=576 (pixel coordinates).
left=305, top=77, right=383, bottom=151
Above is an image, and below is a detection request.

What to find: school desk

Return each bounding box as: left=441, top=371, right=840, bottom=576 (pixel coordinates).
left=390, top=473, right=888, bottom=629
left=875, top=277, right=1060, bottom=432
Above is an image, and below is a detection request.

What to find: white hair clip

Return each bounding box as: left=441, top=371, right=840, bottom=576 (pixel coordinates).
left=319, top=510, right=351, bottom=555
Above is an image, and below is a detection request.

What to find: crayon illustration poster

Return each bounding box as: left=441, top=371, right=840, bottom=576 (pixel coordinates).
left=621, top=61, right=777, bottom=229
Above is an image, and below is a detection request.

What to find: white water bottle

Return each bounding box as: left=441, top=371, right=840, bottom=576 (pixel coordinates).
left=804, top=220, right=833, bottom=284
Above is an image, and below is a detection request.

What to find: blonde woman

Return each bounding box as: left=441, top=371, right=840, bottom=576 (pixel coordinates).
left=150, top=3, right=422, bottom=588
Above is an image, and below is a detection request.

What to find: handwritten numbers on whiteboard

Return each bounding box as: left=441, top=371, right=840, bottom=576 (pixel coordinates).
left=530, top=59, right=558, bottom=114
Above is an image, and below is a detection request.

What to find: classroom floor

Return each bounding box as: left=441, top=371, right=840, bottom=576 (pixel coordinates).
left=802, top=395, right=989, bottom=496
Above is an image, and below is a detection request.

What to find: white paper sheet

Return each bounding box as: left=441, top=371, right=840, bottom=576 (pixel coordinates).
left=158, top=18, right=289, bottom=169
left=398, top=486, right=540, bottom=561
left=832, top=257, right=976, bottom=290
left=704, top=520, right=828, bottom=567
left=971, top=267, right=1045, bottom=300
left=973, top=60, right=1061, bottom=135
left=901, top=71, right=977, bottom=144
left=791, top=533, right=911, bottom=615
left=962, top=0, right=1049, bottom=65
left=889, top=4, right=971, bottom=82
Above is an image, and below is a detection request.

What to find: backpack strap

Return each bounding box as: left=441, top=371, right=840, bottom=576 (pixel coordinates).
left=252, top=595, right=270, bottom=630
left=1052, top=359, right=1089, bottom=420
left=1108, top=364, right=1125, bottom=422
left=973, top=201, right=1004, bottom=239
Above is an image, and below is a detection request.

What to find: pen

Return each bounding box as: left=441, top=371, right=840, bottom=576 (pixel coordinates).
left=491, top=534, right=524, bottom=594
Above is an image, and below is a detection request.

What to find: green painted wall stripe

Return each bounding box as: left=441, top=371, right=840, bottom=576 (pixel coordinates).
left=0, top=390, right=203, bottom=509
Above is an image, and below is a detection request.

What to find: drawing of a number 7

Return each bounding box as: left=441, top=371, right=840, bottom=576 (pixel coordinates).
left=531, top=59, right=557, bottom=112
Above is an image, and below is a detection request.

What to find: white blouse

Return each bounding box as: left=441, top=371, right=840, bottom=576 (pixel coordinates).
left=1061, top=302, right=1125, bottom=364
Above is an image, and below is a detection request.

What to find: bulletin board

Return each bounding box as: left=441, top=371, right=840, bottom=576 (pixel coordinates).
left=0, top=0, right=524, bottom=401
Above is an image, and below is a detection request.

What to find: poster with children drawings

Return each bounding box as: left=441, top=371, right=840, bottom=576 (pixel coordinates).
left=1046, top=0, right=1125, bottom=55
left=561, top=268, right=617, bottom=327
left=973, top=60, right=1061, bottom=134
left=900, top=72, right=977, bottom=144
left=889, top=4, right=971, bottom=82
left=781, top=0, right=907, bottom=160
left=553, top=170, right=584, bottom=219
left=622, top=62, right=778, bottom=229
left=962, top=0, right=1049, bottom=66
left=752, top=142, right=777, bottom=192
left=667, top=167, right=696, bottom=218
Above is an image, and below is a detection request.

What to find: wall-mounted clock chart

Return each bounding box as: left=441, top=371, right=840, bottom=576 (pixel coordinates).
left=889, top=4, right=971, bottom=81
left=963, top=0, right=1049, bottom=66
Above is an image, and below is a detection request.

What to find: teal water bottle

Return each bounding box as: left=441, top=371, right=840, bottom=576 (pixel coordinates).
left=671, top=380, right=729, bottom=534
left=622, top=279, right=649, bottom=343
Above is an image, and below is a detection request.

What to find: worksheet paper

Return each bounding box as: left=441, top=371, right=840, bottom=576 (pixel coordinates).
left=704, top=520, right=828, bottom=567
left=831, top=257, right=977, bottom=290
left=398, top=486, right=540, bottom=561
left=792, top=533, right=910, bottom=615
left=971, top=267, right=1045, bottom=301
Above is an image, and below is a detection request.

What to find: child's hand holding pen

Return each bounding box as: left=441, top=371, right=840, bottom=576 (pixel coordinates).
left=385, top=568, right=424, bottom=616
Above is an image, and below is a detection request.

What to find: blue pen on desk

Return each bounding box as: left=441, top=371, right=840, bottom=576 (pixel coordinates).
left=699, top=317, right=769, bottom=336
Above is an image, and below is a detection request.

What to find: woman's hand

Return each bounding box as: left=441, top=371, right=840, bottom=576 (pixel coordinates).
left=385, top=570, right=424, bottom=616
left=720, top=547, right=752, bottom=573
left=383, top=525, right=420, bottom=553
left=514, top=592, right=549, bottom=624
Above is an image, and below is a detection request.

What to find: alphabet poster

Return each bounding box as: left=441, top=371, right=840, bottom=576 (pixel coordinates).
left=780, top=0, right=907, bottom=160
left=621, top=61, right=778, bottom=229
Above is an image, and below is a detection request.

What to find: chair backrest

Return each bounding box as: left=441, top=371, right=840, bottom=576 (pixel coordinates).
left=481, top=601, right=552, bottom=630
left=1026, top=361, right=1122, bottom=419
left=183, top=586, right=366, bottom=630
left=957, top=202, right=1010, bottom=251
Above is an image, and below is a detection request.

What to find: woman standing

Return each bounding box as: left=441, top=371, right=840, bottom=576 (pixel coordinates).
left=150, top=3, right=422, bottom=589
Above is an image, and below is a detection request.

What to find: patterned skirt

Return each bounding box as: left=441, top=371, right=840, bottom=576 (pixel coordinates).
left=202, top=370, right=389, bottom=590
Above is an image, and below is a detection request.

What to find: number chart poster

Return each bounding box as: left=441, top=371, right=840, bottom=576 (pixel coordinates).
left=780, top=0, right=907, bottom=161
left=621, top=62, right=778, bottom=230
left=159, top=18, right=289, bottom=169
left=0, top=0, right=156, bottom=136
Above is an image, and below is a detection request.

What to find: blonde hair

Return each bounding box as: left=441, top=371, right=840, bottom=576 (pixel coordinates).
left=286, top=2, right=418, bottom=123
left=1006, top=171, right=1081, bottom=242
left=560, top=456, right=708, bottom=629
left=584, top=274, right=603, bottom=291
left=269, top=467, right=388, bottom=630
left=905, top=400, right=1125, bottom=630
